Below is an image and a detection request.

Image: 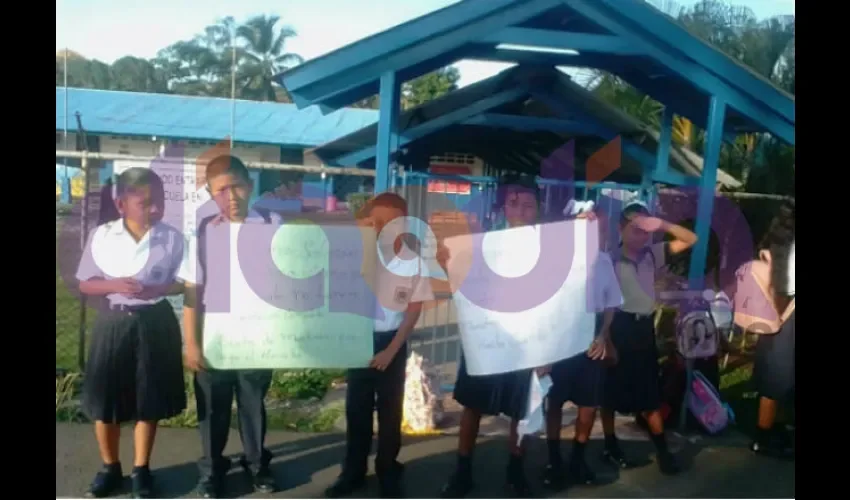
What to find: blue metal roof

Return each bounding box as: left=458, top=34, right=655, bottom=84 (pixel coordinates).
left=55, top=87, right=377, bottom=148
left=276, top=0, right=794, bottom=145
left=310, top=65, right=741, bottom=188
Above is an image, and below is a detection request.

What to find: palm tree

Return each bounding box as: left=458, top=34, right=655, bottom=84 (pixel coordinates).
left=235, top=15, right=304, bottom=102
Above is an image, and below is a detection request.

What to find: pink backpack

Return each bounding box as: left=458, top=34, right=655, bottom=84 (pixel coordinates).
left=687, top=370, right=733, bottom=434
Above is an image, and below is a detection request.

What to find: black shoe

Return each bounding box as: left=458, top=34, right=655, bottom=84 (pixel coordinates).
left=440, top=471, right=473, bottom=498
left=251, top=466, right=277, bottom=494
left=505, top=472, right=532, bottom=498
left=656, top=451, right=681, bottom=475
left=750, top=437, right=795, bottom=461
left=196, top=477, right=222, bottom=499
left=567, top=459, right=598, bottom=486
left=130, top=466, right=154, bottom=499
left=541, top=463, right=566, bottom=491
left=85, top=464, right=124, bottom=498
left=379, top=475, right=404, bottom=499
left=602, top=446, right=639, bottom=469
left=325, top=475, right=366, bottom=498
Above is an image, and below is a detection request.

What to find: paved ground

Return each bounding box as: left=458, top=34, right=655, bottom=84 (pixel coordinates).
left=57, top=422, right=794, bottom=499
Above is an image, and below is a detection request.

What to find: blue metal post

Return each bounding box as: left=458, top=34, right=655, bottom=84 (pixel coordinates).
left=680, top=95, right=726, bottom=431
left=687, top=96, right=726, bottom=286
left=375, top=71, right=400, bottom=194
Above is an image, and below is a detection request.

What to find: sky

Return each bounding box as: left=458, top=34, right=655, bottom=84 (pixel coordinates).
left=55, top=0, right=795, bottom=88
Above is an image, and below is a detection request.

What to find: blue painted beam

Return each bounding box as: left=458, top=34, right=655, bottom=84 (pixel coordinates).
left=375, top=72, right=401, bottom=193
left=480, top=27, right=644, bottom=55
left=292, top=46, right=475, bottom=114
left=595, top=0, right=794, bottom=124
left=598, top=64, right=741, bottom=145
left=283, top=0, right=561, bottom=110
left=532, top=90, right=697, bottom=187
left=281, top=0, right=526, bottom=92
left=563, top=0, right=794, bottom=145
left=463, top=113, right=598, bottom=134
left=333, top=87, right=529, bottom=166
left=688, top=96, right=726, bottom=287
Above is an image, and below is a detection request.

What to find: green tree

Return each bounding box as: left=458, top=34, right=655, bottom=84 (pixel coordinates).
left=586, top=0, right=795, bottom=194
left=235, top=15, right=304, bottom=102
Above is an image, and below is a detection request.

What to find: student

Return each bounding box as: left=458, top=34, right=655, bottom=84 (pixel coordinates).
left=178, top=155, right=282, bottom=499
left=543, top=209, right=623, bottom=491
left=738, top=202, right=795, bottom=459
left=75, top=167, right=187, bottom=499
left=440, top=175, right=546, bottom=498
left=600, top=201, right=697, bottom=475
left=326, top=192, right=434, bottom=499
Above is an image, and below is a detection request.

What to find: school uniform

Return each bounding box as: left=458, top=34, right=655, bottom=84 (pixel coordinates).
left=603, top=242, right=670, bottom=414
left=177, top=208, right=282, bottom=483
left=76, top=220, right=187, bottom=423
left=754, top=241, right=796, bottom=403
left=548, top=251, right=623, bottom=409
left=341, top=243, right=434, bottom=482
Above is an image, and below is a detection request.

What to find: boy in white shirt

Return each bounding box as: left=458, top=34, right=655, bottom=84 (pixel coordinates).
left=326, top=193, right=434, bottom=499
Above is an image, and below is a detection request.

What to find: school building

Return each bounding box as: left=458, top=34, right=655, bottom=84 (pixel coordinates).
left=55, top=87, right=382, bottom=205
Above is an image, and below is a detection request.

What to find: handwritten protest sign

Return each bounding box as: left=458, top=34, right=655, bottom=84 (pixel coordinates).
left=444, top=220, right=599, bottom=376
left=202, top=221, right=377, bottom=369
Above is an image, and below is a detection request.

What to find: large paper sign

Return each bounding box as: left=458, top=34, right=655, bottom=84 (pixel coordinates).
left=202, top=222, right=376, bottom=369
left=444, top=220, right=598, bottom=376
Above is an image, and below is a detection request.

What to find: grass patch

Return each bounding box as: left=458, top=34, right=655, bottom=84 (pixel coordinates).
left=268, top=370, right=346, bottom=401
left=56, top=260, right=97, bottom=372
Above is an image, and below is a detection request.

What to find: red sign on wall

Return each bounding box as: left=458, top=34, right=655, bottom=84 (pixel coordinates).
left=427, top=164, right=472, bottom=195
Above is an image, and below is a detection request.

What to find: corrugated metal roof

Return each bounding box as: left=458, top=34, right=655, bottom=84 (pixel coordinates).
left=55, top=87, right=378, bottom=147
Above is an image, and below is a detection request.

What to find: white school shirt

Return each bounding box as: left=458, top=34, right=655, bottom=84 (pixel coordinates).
left=590, top=252, right=625, bottom=313
left=177, top=209, right=283, bottom=289
left=372, top=244, right=435, bottom=333
left=75, top=220, right=185, bottom=307
left=615, top=242, right=667, bottom=315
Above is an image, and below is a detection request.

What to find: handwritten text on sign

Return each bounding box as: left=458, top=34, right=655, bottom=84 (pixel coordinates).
left=202, top=222, right=376, bottom=370
left=445, top=220, right=599, bottom=376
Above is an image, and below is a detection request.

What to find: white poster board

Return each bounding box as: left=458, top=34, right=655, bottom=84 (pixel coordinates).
left=444, top=220, right=599, bottom=376
left=200, top=221, right=376, bottom=369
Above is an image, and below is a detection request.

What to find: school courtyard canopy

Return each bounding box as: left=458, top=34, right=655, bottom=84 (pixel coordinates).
left=307, top=65, right=742, bottom=189
left=275, top=0, right=795, bottom=285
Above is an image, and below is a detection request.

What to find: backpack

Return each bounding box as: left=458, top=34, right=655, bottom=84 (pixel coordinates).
left=687, top=370, right=733, bottom=434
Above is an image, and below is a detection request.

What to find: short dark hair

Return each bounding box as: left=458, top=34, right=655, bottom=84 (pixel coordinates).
left=358, top=192, right=409, bottom=220
left=115, top=167, right=163, bottom=198
left=206, top=154, right=251, bottom=184
left=619, top=201, right=651, bottom=225
left=495, top=174, right=539, bottom=209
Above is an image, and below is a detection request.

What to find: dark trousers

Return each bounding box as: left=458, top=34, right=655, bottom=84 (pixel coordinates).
left=194, top=368, right=274, bottom=478
left=343, top=331, right=407, bottom=479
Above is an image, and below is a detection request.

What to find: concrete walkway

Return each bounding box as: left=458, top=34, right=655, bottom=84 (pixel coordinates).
left=56, top=423, right=793, bottom=498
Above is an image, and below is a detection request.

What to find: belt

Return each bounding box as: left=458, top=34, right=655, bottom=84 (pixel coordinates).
left=109, top=301, right=164, bottom=313
left=616, top=310, right=654, bottom=321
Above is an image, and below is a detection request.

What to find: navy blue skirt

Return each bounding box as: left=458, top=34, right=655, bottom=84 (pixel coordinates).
left=549, top=353, right=606, bottom=408
left=452, top=355, right=531, bottom=421
left=82, top=300, right=187, bottom=423
left=603, top=311, right=662, bottom=414
left=753, top=310, right=795, bottom=401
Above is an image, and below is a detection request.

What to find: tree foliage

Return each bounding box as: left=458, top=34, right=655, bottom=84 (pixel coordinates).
left=56, top=16, right=460, bottom=108
left=588, top=0, right=795, bottom=194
